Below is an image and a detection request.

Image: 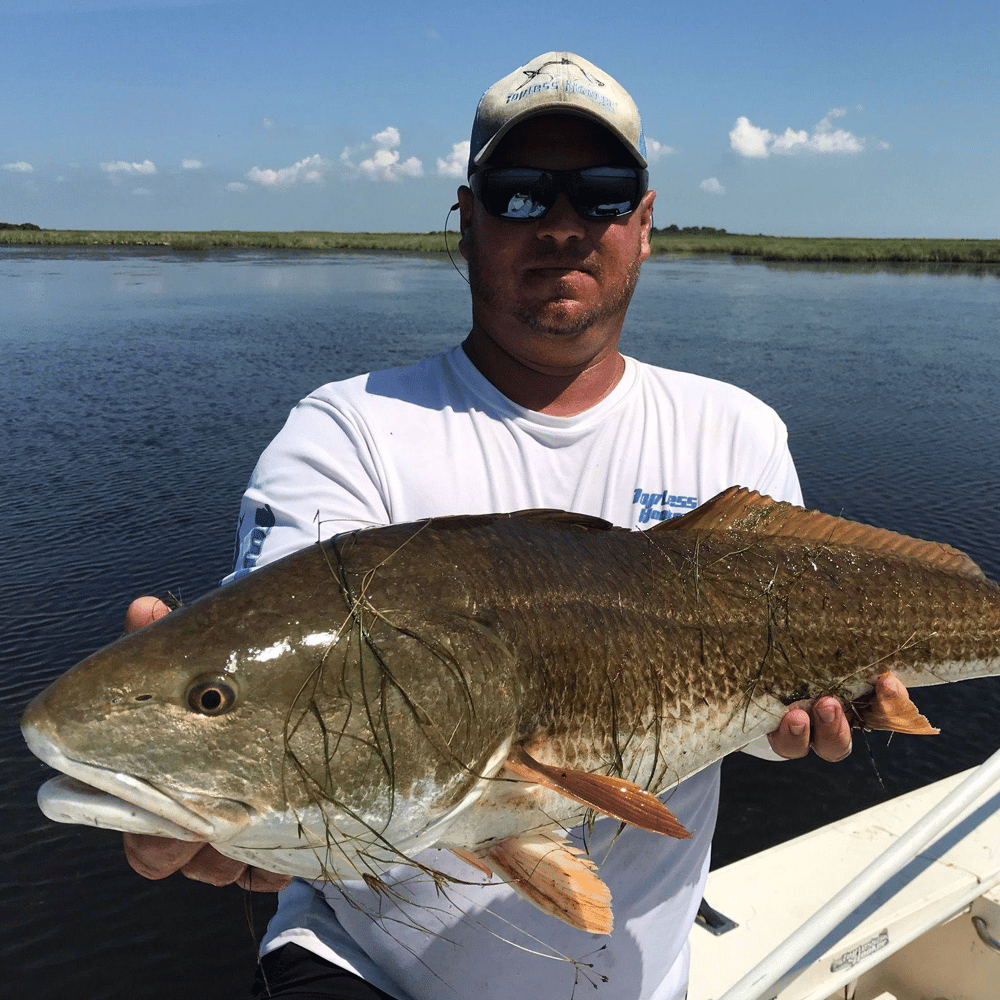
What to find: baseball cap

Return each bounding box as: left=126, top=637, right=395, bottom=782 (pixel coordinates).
left=468, top=51, right=647, bottom=175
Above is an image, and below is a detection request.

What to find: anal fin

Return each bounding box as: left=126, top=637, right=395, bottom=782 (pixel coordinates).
left=854, top=670, right=940, bottom=735
left=486, top=832, right=613, bottom=934
left=505, top=746, right=691, bottom=839
left=449, top=847, right=494, bottom=877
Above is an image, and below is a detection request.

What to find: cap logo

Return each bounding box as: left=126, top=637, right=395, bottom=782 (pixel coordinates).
left=504, top=57, right=618, bottom=115
left=523, top=57, right=604, bottom=88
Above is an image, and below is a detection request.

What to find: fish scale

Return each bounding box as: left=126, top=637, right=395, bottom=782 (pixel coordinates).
left=21, top=487, right=1000, bottom=932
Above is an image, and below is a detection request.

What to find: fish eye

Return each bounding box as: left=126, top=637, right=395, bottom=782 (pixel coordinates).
left=187, top=677, right=239, bottom=716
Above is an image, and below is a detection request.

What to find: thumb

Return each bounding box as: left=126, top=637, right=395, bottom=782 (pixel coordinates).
left=123, top=595, right=172, bottom=634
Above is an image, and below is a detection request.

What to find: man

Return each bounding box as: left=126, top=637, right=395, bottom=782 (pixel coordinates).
left=125, top=52, right=858, bottom=999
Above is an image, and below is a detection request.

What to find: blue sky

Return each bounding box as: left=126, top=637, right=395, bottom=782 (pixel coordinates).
left=1, top=0, right=997, bottom=237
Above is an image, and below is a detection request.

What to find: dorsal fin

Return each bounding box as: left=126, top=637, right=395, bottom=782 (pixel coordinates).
left=652, top=486, right=986, bottom=580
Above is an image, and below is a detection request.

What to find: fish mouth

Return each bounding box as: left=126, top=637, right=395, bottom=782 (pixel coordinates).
left=22, top=720, right=251, bottom=842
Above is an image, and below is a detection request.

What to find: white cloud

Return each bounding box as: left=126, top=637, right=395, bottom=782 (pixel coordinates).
left=699, top=177, right=726, bottom=195
left=132, top=187, right=154, bottom=197
left=729, top=117, right=774, bottom=158
left=341, top=126, right=423, bottom=182
left=645, top=138, right=675, bottom=163
left=101, top=159, right=157, bottom=175
left=246, top=153, right=328, bottom=187
left=226, top=181, right=249, bottom=193
left=769, top=127, right=813, bottom=153
left=360, top=149, right=423, bottom=181
left=3, top=161, right=33, bottom=173
left=181, top=159, right=203, bottom=170
left=436, top=141, right=470, bottom=178
left=730, top=110, right=865, bottom=158
left=373, top=126, right=401, bottom=147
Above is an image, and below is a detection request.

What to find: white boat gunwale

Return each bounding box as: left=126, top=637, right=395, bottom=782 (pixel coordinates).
left=689, top=753, right=1000, bottom=1000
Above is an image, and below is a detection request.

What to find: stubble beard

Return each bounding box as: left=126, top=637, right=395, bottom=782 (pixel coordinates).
left=468, top=243, right=642, bottom=338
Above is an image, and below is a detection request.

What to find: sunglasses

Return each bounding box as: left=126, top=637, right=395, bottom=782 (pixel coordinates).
left=470, top=166, right=649, bottom=221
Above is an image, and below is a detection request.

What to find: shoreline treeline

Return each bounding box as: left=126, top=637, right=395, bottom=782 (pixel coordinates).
left=1, top=227, right=998, bottom=265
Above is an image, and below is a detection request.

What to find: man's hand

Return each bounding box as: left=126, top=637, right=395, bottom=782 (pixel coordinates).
left=766, top=674, right=908, bottom=761
left=120, top=596, right=292, bottom=893
left=767, top=695, right=852, bottom=761
left=123, top=833, right=292, bottom=891
left=123, top=594, right=172, bottom=632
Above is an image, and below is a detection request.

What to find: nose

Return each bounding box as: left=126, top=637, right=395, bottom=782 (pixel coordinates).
left=535, top=192, right=586, bottom=243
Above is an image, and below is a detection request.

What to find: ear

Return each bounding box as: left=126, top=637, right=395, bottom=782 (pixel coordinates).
left=457, top=185, right=474, bottom=262
left=638, top=189, right=655, bottom=263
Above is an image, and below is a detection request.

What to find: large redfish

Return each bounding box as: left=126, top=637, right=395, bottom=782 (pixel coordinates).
left=21, top=488, right=1000, bottom=933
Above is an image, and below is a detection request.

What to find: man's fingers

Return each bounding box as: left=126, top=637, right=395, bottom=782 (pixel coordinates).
left=767, top=696, right=853, bottom=761
left=182, top=849, right=292, bottom=891
left=770, top=681, right=910, bottom=762
left=124, top=833, right=291, bottom=892
left=809, top=696, right=853, bottom=762
left=767, top=705, right=812, bottom=759
left=179, top=845, right=250, bottom=887
left=123, top=595, right=172, bottom=634
left=124, top=832, right=205, bottom=880
left=236, top=868, right=294, bottom=892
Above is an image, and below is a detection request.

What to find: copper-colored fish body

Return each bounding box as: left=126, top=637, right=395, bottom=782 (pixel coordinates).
left=21, top=488, right=1000, bottom=932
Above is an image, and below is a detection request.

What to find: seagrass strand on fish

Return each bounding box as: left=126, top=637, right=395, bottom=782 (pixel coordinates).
left=20, top=487, right=1000, bottom=933
left=645, top=491, right=1000, bottom=711
left=274, top=607, right=524, bottom=875
left=23, top=536, right=527, bottom=878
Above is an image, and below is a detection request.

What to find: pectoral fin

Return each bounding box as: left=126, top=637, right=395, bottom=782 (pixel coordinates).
left=486, top=831, right=613, bottom=934
left=505, top=746, right=691, bottom=839
left=854, top=670, right=940, bottom=735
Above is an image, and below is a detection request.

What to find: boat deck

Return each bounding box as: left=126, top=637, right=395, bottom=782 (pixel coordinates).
left=688, top=768, right=1000, bottom=1000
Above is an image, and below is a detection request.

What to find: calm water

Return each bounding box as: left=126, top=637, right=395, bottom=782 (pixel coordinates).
left=3, top=248, right=999, bottom=1000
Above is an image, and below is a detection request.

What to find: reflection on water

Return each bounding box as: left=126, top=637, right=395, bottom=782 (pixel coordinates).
left=738, top=255, right=1000, bottom=280
left=2, top=248, right=999, bottom=1000
left=0, top=246, right=455, bottom=307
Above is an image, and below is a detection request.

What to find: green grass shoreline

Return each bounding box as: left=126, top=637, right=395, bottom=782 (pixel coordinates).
left=2, top=228, right=998, bottom=264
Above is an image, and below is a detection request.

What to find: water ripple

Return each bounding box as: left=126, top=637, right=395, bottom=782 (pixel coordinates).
left=4, top=251, right=999, bottom=999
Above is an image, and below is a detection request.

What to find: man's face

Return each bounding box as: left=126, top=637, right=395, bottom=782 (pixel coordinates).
left=459, top=115, right=655, bottom=375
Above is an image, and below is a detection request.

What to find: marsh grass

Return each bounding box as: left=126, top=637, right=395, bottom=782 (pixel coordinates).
left=1, top=228, right=998, bottom=264
left=648, top=232, right=1000, bottom=264
left=0, top=229, right=459, bottom=252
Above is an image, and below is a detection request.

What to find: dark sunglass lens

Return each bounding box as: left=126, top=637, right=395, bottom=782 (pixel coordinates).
left=573, top=169, right=645, bottom=218
left=476, top=169, right=554, bottom=219
left=473, top=167, right=646, bottom=220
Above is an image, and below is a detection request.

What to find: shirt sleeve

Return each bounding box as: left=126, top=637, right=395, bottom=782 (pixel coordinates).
left=752, top=424, right=804, bottom=507
left=733, top=397, right=804, bottom=507
left=223, top=392, right=390, bottom=585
